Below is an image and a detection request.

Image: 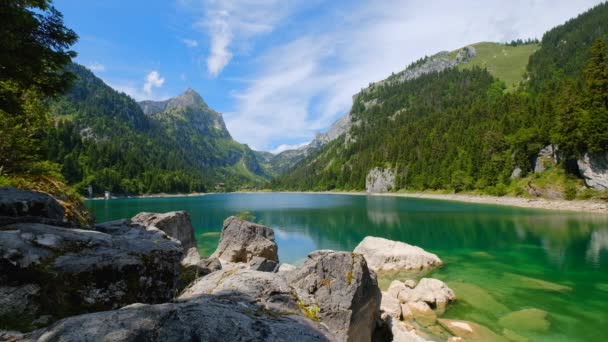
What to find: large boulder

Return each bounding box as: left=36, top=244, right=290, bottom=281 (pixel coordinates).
left=211, top=216, right=278, bottom=263
left=131, top=211, right=199, bottom=263
left=533, top=145, right=559, bottom=174
left=131, top=211, right=196, bottom=250
left=286, top=250, right=381, bottom=342
left=9, top=295, right=334, bottom=342
left=354, top=236, right=442, bottom=273
left=0, top=188, right=66, bottom=227
left=0, top=220, right=182, bottom=331
left=577, top=152, right=608, bottom=190
left=180, top=268, right=297, bottom=314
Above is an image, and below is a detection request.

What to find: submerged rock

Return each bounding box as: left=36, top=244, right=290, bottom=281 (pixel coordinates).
left=354, top=236, right=442, bottom=273
left=438, top=319, right=508, bottom=342
left=0, top=220, right=182, bottom=331
left=498, top=308, right=550, bottom=332
left=211, top=216, right=278, bottom=263
left=11, top=295, right=333, bottom=342
left=286, top=250, right=382, bottom=342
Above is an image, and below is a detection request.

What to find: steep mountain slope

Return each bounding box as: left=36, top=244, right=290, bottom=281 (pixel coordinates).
left=46, top=64, right=268, bottom=195
left=273, top=2, right=608, bottom=198
left=270, top=41, right=538, bottom=173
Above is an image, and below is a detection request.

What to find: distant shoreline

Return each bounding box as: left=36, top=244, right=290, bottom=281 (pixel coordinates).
left=88, top=190, right=608, bottom=214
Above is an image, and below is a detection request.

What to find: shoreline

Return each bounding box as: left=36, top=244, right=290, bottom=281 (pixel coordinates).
left=88, top=190, right=608, bottom=214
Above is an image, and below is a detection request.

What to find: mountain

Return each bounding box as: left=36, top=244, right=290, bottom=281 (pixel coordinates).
left=271, top=41, right=538, bottom=173
left=273, top=2, right=608, bottom=198
left=46, top=64, right=268, bottom=195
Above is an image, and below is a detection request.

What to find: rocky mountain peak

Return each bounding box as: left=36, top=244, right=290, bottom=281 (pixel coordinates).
left=167, top=88, right=208, bottom=111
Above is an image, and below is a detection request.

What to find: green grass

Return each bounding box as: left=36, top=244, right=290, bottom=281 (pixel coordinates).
left=456, top=42, right=539, bottom=91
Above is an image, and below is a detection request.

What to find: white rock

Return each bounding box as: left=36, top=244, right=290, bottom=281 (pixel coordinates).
left=577, top=152, right=608, bottom=190
left=381, top=291, right=402, bottom=319
left=354, top=236, right=442, bottom=272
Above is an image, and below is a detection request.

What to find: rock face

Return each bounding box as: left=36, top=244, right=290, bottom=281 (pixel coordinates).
left=366, top=168, right=396, bottom=193
left=180, top=269, right=297, bottom=314
left=354, top=236, right=442, bottom=272
left=577, top=152, right=608, bottom=190
left=286, top=250, right=381, bottom=342
left=0, top=188, right=66, bottom=226
left=211, top=216, right=278, bottom=263
left=131, top=211, right=199, bottom=265
left=12, top=295, right=334, bottom=342
left=131, top=211, right=196, bottom=251
left=0, top=219, right=182, bottom=331
left=534, top=144, right=559, bottom=174
left=248, top=256, right=279, bottom=272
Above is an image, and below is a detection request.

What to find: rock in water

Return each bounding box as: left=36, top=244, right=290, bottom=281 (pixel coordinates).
left=286, top=250, right=381, bottom=342
left=0, top=220, right=182, bottom=331
left=365, top=167, right=395, bottom=193
left=0, top=188, right=66, bottom=226
left=11, top=295, right=333, bottom=342
left=577, top=152, right=608, bottom=190
left=211, top=216, right=278, bottom=263
left=397, top=278, right=456, bottom=315
left=353, top=236, right=442, bottom=272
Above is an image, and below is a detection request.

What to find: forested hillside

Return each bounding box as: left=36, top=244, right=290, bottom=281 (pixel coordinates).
left=273, top=2, right=608, bottom=198
left=46, top=64, right=268, bottom=196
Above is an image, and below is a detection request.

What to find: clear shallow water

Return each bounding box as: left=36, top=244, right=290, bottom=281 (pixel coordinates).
left=86, top=193, right=608, bottom=341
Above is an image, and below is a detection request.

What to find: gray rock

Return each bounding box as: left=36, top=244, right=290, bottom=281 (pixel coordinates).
left=0, top=220, right=182, bottom=331
left=198, top=256, right=222, bottom=276
left=0, top=188, right=68, bottom=227
left=366, top=168, right=395, bottom=193
left=396, top=278, right=455, bottom=315
left=534, top=145, right=559, bottom=174
left=131, top=211, right=197, bottom=252
left=12, top=295, right=333, bottom=342
left=577, top=152, right=608, bottom=190
left=249, top=256, right=279, bottom=272
left=353, top=236, right=442, bottom=273
left=211, top=216, right=278, bottom=263
left=180, top=268, right=298, bottom=314
left=286, top=250, right=381, bottom=342
left=277, top=262, right=297, bottom=273
left=510, top=167, right=522, bottom=179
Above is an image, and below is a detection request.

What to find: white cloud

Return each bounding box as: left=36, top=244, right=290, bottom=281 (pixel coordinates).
left=143, top=71, right=165, bottom=95
left=182, top=38, right=199, bottom=47
left=270, top=141, right=310, bottom=154
left=87, top=62, right=105, bottom=72
left=222, top=0, right=602, bottom=151
left=185, top=0, right=302, bottom=77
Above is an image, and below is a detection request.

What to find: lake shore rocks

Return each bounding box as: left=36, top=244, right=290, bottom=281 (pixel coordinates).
left=0, top=220, right=183, bottom=331
left=0, top=188, right=71, bottom=227
left=9, top=294, right=334, bottom=342
left=211, top=216, right=278, bottom=263
left=287, top=250, right=382, bottom=342
left=354, top=236, right=442, bottom=273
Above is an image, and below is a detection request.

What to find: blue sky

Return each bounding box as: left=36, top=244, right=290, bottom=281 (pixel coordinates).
left=54, top=0, right=603, bottom=153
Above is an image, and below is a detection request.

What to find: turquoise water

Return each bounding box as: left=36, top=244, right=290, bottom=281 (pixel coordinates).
left=87, top=193, right=608, bottom=341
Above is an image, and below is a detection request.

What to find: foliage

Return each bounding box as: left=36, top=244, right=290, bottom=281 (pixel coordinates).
left=273, top=3, right=608, bottom=200
left=234, top=210, right=256, bottom=222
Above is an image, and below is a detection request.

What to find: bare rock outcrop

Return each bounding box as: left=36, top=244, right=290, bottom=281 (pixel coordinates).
left=10, top=295, right=334, bottom=342
left=0, top=188, right=68, bottom=227
left=211, top=216, right=278, bottom=263
left=366, top=168, right=396, bottom=193
left=577, top=152, right=608, bottom=190
left=354, top=236, right=442, bottom=273
left=0, top=220, right=182, bottom=331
